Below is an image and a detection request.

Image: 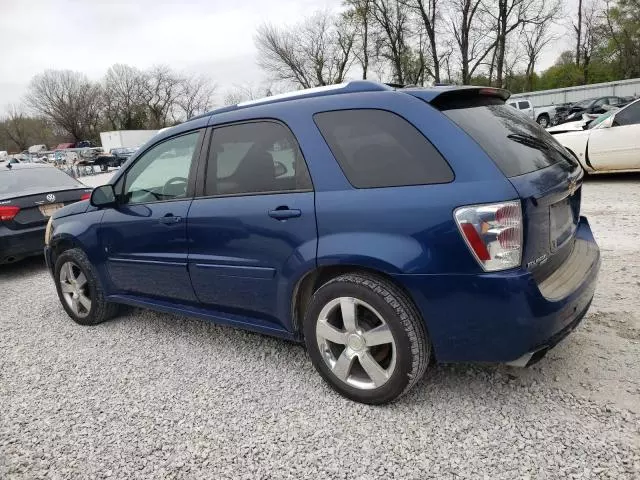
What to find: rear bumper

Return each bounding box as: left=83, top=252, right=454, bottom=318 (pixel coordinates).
left=0, top=225, right=46, bottom=264
left=394, top=216, right=600, bottom=364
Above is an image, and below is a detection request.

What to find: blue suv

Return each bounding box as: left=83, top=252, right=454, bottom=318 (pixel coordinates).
left=44, top=82, right=600, bottom=404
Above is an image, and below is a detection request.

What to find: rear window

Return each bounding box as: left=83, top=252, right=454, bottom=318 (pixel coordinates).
left=442, top=104, right=576, bottom=177
left=0, top=167, right=81, bottom=195
left=314, top=109, right=453, bottom=188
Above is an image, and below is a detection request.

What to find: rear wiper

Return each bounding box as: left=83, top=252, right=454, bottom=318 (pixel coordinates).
left=507, top=133, right=577, bottom=165
left=507, top=133, right=549, bottom=151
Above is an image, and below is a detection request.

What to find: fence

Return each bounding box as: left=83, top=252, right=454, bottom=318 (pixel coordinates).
left=509, top=78, right=640, bottom=107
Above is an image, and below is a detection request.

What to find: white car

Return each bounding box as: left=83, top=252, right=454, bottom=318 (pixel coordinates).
left=508, top=99, right=556, bottom=127
left=549, top=99, right=640, bottom=174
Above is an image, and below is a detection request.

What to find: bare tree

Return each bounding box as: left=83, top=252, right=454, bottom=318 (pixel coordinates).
left=176, top=75, right=215, bottom=120
left=401, top=0, right=443, bottom=82
left=370, top=0, right=430, bottom=84
left=448, top=0, right=496, bottom=84
left=103, top=64, right=147, bottom=130
left=26, top=70, right=102, bottom=141
left=371, top=0, right=411, bottom=84
left=578, top=0, right=605, bottom=84
left=255, top=11, right=356, bottom=89
left=0, top=105, right=30, bottom=151
left=344, top=0, right=374, bottom=79
left=141, top=65, right=183, bottom=128
left=522, top=14, right=557, bottom=90
left=484, top=0, right=559, bottom=87
left=574, top=0, right=583, bottom=67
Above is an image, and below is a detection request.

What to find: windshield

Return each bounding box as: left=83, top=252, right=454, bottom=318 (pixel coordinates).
left=0, top=167, right=82, bottom=195
left=443, top=104, right=577, bottom=177
left=588, top=110, right=616, bottom=129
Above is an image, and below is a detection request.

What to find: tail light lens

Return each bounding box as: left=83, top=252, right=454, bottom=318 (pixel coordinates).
left=0, top=206, right=20, bottom=222
left=80, top=193, right=91, bottom=201
left=454, top=201, right=523, bottom=272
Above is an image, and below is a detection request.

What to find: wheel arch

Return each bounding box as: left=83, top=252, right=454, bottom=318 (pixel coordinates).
left=536, top=112, right=550, bottom=123
left=290, top=263, right=420, bottom=339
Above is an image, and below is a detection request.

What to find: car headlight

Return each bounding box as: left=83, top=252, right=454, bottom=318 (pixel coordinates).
left=44, top=216, right=54, bottom=246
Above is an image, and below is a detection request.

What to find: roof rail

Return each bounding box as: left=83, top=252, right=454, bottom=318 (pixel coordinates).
left=190, top=81, right=392, bottom=122
left=236, top=81, right=392, bottom=108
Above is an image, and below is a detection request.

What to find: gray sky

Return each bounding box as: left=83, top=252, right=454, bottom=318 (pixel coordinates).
left=0, top=0, right=573, bottom=110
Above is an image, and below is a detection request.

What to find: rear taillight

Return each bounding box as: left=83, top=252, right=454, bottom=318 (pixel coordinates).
left=454, top=201, right=522, bottom=272
left=80, top=193, right=91, bottom=201
left=0, top=206, right=20, bottom=222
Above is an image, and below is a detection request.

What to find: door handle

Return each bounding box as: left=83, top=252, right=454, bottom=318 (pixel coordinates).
left=159, top=214, right=182, bottom=225
left=268, top=207, right=301, bottom=220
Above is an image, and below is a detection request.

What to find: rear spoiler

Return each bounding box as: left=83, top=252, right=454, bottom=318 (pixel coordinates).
left=405, top=86, right=511, bottom=110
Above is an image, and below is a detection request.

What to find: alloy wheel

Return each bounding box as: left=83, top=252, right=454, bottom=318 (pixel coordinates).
left=59, top=261, right=92, bottom=318
left=316, top=297, right=396, bottom=390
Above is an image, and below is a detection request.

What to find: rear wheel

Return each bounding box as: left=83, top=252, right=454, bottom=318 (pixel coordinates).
left=303, top=273, right=430, bottom=404
left=54, top=248, right=118, bottom=325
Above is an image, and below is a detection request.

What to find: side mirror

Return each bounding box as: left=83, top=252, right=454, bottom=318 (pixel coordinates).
left=274, top=161, right=287, bottom=177
left=90, top=184, right=116, bottom=207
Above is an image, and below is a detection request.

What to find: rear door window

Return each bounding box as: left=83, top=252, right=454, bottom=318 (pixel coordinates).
left=205, top=121, right=313, bottom=196
left=518, top=101, right=530, bottom=110
left=314, top=109, right=453, bottom=188
left=442, top=104, right=576, bottom=177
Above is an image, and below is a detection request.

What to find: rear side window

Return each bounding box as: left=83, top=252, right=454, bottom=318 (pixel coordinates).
left=518, top=101, right=530, bottom=109
left=314, top=109, right=453, bottom=188
left=442, top=104, right=576, bottom=177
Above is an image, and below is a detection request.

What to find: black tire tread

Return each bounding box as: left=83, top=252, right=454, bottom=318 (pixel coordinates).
left=315, top=272, right=430, bottom=400
left=54, top=248, right=118, bottom=326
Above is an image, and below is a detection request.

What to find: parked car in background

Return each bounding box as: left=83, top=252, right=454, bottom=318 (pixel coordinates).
left=0, top=157, right=21, bottom=165
left=109, top=147, right=137, bottom=167
left=44, top=81, right=599, bottom=404
left=507, top=99, right=556, bottom=127
left=55, top=143, right=75, bottom=150
left=0, top=163, right=91, bottom=265
left=550, top=98, right=640, bottom=174
left=28, top=144, right=47, bottom=154
left=555, top=96, right=632, bottom=124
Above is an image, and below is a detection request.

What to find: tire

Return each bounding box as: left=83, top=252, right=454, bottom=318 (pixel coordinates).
left=303, top=273, right=430, bottom=404
left=537, top=114, right=550, bottom=128
left=54, top=248, right=119, bottom=326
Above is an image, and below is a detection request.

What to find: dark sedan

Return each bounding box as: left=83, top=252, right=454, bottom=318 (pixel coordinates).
left=556, top=96, right=634, bottom=124
left=0, top=163, right=91, bottom=264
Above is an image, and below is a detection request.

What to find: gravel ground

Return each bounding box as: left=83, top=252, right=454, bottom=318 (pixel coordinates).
left=1, top=174, right=639, bottom=479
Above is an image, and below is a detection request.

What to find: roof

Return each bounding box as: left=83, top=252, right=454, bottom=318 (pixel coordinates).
left=158, top=81, right=510, bottom=141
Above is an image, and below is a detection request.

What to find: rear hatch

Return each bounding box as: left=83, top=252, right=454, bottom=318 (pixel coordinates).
left=3, top=188, right=91, bottom=231
left=430, top=91, right=583, bottom=283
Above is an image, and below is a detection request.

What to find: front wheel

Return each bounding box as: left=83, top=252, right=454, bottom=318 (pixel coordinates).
left=303, top=273, right=430, bottom=404
left=54, top=248, right=119, bottom=326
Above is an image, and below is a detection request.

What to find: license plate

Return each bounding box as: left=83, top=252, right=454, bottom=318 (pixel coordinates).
left=39, top=203, right=64, bottom=217
left=550, top=198, right=575, bottom=250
